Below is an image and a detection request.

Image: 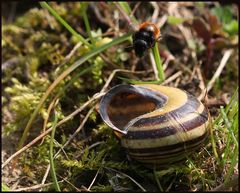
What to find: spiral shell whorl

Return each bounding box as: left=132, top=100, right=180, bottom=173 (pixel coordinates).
left=99, top=84, right=209, bottom=167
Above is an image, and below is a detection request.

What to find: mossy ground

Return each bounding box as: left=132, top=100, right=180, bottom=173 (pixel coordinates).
left=2, top=2, right=238, bottom=192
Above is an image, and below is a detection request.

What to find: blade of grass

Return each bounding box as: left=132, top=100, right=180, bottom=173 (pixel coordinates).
left=153, top=168, right=164, bottom=191
left=42, top=65, right=94, bottom=134
left=220, top=107, right=238, bottom=147
left=219, top=106, right=235, bottom=167
left=117, top=2, right=138, bottom=24
left=210, top=119, right=220, bottom=164
left=118, top=47, right=165, bottom=84
left=224, top=146, right=238, bottom=186
left=211, top=87, right=239, bottom=186
left=49, top=110, right=61, bottom=191
left=39, top=2, right=91, bottom=48
left=115, top=2, right=138, bottom=32
left=104, top=167, right=146, bottom=192
left=213, top=87, right=238, bottom=167
left=81, top=2, right=96, bottom=46
left=220, top=126, right=233, bottom=167
left=221, top=93, right=238, bottom=184
left=226, top=87, right=238, bottom=115
left=118, top=2, right=131, bottom=14
left=2, top=183, right=11, bottom=192
left=226, top=87, right=238, bottom=119
left=152, top=43, right=165, bottom=82
left=54, top=65, right=94, bottom=100
left=212, top=87, right=238, bottom=130
left=18, top=32, right=131, bottom=149
left=118, top=77, right=161, bottom=84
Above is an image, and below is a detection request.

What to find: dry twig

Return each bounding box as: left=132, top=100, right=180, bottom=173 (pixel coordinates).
left=198, top=49, right=233, bottom=100
left=87, top=168, right=101, bottom=191
left=150, top=2, right=160, bottom=23
left=162, top=71, right=182, bottom=85
left=104, top=167, right=146, bottom=192
left=150, top=52, right=160, bottom=81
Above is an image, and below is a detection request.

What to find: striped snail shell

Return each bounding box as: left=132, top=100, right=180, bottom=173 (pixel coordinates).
left=99, top=84, right=210, bottom=168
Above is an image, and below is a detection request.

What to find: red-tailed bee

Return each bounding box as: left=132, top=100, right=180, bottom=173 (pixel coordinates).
left=132, top=22, right=161, bottom=57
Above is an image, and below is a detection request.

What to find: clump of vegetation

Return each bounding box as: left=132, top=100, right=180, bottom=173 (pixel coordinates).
left=2, top=2, right=238, bottom=192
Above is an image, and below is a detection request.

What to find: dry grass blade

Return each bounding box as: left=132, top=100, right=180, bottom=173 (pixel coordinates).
left=162, top=71, right=183, bottom=85
left=87, top=168, right=101, bottom=191
left=56, top=93, right=105, bottom=127
left=150, top=2, right=160, bottom=23
left=12, top=181, right=64, bottom=191
left=40, top=98, right=58, bottom=145
left=17, top=32, right=131, bottom=150
left=150, top=52, right=160, bottom=81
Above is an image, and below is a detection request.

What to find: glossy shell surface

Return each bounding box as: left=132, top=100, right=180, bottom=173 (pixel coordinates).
left=99, top=84, right=210, bottom=167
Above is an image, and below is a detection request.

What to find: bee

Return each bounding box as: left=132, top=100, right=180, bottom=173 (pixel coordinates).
left=132, top=22, right=161, bottom=57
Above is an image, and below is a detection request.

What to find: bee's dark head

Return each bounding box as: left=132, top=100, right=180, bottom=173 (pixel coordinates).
left=133, top=39, right=148, bottom=57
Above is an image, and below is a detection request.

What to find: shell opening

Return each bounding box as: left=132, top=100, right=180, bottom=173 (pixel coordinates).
left=99, top=85, right=167, bottom=135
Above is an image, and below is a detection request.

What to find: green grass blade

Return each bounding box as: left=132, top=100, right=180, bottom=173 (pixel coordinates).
left=167, top=16, right=186, bottom=25
left=117, top=2, right=138, bottom=25
left=220, top=107, right=238, bottom=147
left=118, top=77, right=161, bottom=84
left=54, top=65, right=94, bottom=100
left=224, top=146, right=238, bottom=186
left=18, top=32, right=131, bottom=149
left=224, top=87, right=238, bottom=115
left=221, top=128, right=232, bottom=166
left=211, top=87, right=238, bottom=166
left=39, top=2, right=91, bottom=47
left=223, top=91, right=238, bottom=186
left=153, top=169, right=164, bottom=191
left=152, top=43, right=165, bottom=82
left=49, top=111, right=61, bottom=191
left=210, top=122, right=220, bottom=164
left=81, top=2, right=95, bottom=46
left=118, top=2, right=131, bottom=14
left=211, top=87, right=239, bottom=186
left=1, top=183, right=11, bottom=192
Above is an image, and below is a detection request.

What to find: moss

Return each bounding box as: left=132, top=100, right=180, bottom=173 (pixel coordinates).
left=2, top=2, right=238, bottom=191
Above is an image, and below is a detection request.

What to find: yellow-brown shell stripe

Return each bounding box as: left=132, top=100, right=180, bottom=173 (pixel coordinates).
left=126, top=131, right=208, bottom=158
left=122, top=93, right=208, bottom=140
left=121, top=121, right=208, bottom=149
left=125, top=131, right=208, bottom=164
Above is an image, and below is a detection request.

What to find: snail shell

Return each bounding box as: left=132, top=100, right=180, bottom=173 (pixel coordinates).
left=99, top=84, right=210, bottom=167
